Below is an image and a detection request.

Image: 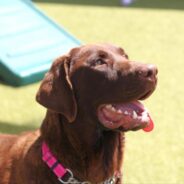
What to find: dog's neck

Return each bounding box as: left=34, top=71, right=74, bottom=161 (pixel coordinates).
left=40, top=110, right=124, bottom=183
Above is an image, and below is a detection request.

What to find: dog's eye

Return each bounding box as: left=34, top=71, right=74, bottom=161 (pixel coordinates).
left=91, top=59, right=106, bottom=66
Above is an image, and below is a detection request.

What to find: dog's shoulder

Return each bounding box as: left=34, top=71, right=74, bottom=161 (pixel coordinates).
left=0, top=130, right=40, bottom=183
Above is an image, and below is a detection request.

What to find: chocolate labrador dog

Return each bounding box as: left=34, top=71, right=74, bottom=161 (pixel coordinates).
left=0, top=44, right=157, bottom=184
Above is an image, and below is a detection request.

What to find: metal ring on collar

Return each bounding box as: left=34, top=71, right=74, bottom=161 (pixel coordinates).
left=58, top=169, right=74, bottom=184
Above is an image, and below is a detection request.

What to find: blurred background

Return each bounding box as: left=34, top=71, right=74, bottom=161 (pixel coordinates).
left=0, top=0, right=184, bottom=183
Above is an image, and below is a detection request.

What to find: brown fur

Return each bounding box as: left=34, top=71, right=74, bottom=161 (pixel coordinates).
left=0, top=44, right=157, bottom=184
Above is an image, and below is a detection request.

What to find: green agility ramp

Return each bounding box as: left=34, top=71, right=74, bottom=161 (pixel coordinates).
left=0, top=0, right=81, bottom=86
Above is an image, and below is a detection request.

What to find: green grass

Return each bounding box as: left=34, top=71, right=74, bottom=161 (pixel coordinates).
left=1, top=0, right=184, bottom=183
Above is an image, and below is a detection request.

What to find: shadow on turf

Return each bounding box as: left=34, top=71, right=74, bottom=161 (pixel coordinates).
left=0, top=76, right=40, bottom=88
left=33, top=0, right=184, bottom=10
left=0, top=121, right=37, bottom=134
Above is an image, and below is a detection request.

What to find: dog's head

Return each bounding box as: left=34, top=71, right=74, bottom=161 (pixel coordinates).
left=36, top=44, right=157, bottom=132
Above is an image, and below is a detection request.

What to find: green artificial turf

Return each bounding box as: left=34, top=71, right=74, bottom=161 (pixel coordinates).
left=1, top=0, right=184, bottom=183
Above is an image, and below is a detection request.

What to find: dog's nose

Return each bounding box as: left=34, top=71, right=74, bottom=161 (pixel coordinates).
left=139, top=64, right=158, bottom=80
left=145, top=64, right=158, bottom=78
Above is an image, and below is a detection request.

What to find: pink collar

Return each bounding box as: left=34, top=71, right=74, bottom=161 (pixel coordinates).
left=42, top=142, right=121, bottom=183
left=42, top=142, right=74, bottom=183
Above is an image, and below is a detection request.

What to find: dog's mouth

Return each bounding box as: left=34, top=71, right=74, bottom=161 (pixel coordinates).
left=97, top=100, right=154, bottom=132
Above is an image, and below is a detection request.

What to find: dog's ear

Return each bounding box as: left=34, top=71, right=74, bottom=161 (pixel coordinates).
left=36, top=55, right=77, bottom=122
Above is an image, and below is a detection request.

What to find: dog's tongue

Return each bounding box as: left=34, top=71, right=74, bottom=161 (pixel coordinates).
left=98, top=100, right=154, bottom=132
left=142, top=114, right=154, bottom=132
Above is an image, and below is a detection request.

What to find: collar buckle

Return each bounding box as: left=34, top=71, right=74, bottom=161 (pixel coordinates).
left=58, top=169, right=74, bottom=183
left=58, top=169, right=90, bottom=184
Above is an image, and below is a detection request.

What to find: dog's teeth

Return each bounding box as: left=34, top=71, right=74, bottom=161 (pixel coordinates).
left=108, top=121, right=113, bottom=125
left=111, top=107, right=116, bottom=112
left=124, top=111, right=129, bottom=115
left=105, top=105, right=124, bottom=114
left=106, top=104, right=112, bottom=109
left=132, top=110, right=138, bottom=119
left=142, top=111, right=149, bottom=122
left=117, top=109, right=122, bottom=114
